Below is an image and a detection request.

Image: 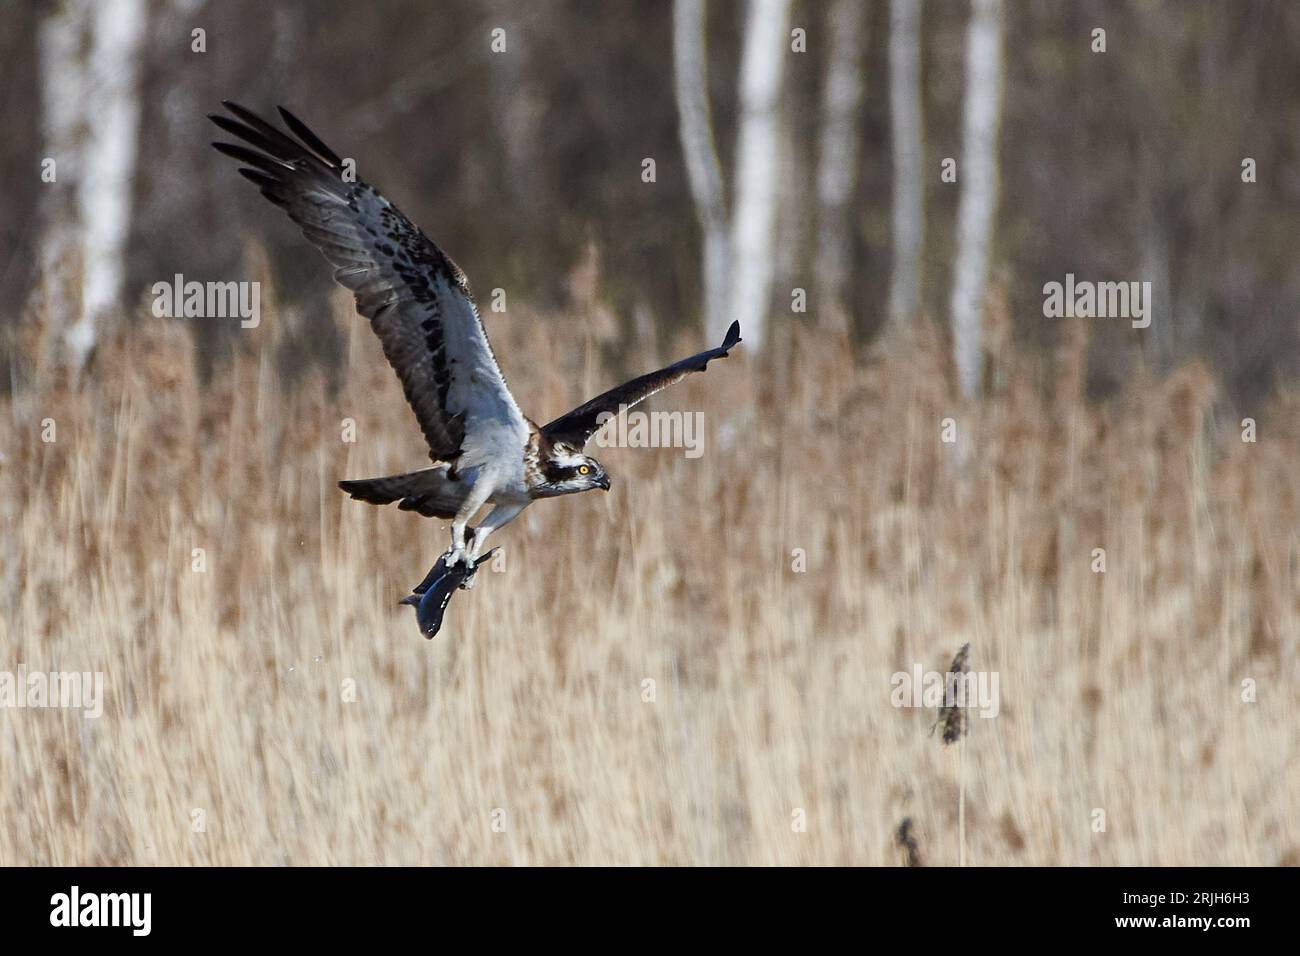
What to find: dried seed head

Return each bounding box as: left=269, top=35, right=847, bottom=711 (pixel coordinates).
left=895, top=817, right=923, bottom=867
left=932, top=642, right=971, bottom=745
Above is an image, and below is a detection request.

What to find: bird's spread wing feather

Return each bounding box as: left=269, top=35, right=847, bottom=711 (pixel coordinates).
left=210, top=102, right=526, bottom=463
left=542, top=321, right=741, bottom=448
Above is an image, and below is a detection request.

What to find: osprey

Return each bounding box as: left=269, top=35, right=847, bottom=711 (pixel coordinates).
left=211, top=102, right=741, bottom=579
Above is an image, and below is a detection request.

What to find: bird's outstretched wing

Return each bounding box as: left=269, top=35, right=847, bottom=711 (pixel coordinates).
left=542, top=321, right=741, bottom=448
left=210, top=102, right=526, bottom=463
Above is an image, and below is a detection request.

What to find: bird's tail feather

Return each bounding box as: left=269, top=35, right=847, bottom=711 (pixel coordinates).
left=338, top=466, right=463, bottom=519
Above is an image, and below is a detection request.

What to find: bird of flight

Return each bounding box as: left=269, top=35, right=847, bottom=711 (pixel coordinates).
left=210, top=103, right=741, bottom=625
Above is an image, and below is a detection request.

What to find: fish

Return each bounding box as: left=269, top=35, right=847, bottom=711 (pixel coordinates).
left=399, top=549, right=499, bottom=639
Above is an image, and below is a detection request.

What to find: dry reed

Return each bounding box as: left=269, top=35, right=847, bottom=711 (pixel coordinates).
left=1, top=283, right=1297, bottom=865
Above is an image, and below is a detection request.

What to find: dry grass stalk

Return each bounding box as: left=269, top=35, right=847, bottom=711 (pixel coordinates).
left=929, top=642, right=972, bottom=866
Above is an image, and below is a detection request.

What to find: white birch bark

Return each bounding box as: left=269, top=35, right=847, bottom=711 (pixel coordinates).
left=673, top=0, right=731, bottom=342
left=71, top=0, right=147, bottom=367
left=727, top=0, right=792, bottom=349
left=814, top=0, right=867, bottom=324
left=949, top=0, right=1004, bottom=399
left=34, top=0, right=91, bottom=361
left=888, top=0, right=924, bottom=328
left=33, top=0, right=147, bottom=369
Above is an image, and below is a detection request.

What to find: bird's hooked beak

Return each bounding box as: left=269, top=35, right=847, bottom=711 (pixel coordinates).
left=596, top=474, right=611, bottom=491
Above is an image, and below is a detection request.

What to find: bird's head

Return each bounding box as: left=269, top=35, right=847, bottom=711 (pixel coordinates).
left=539, top=445, right=610, bottom=496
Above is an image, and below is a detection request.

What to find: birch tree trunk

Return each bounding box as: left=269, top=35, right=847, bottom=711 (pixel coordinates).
left=727, top=0, right=791, bottom=349
left=34, top=0, right=91, bottom=366
left=72, top=0, right=147, bottom=368
left=949, top=0, right=1004, bottom=400
left=888, top=0, right=924, bottom=328
left=814, top=0, right=867, bottom=327
left=673, top=0, right=730, bottom=341
left=34, top=0, right=146, bottom=371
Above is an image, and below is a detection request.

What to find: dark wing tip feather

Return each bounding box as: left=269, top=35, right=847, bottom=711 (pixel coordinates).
left=235, top=167, right=278, bottom=188
left=214, top=101, right=337, bottom=171
left=694, top=321, right=742, bottom=372
left=722, top=320, right=741, bottom=351
left=277, top=105, right=343, bottom=166
left=212, top=140, right=290, bottom=173
left=209, top=114, right=287, bottom=160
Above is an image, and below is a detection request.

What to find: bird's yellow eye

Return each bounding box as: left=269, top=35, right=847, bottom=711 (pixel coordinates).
left=578, top=465, right=590, bottom=475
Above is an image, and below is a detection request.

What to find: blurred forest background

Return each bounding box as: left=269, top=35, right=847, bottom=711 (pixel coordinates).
left=3, top=0, right=1300, bottom=401
left=1, top=1, right=1298, bottom=866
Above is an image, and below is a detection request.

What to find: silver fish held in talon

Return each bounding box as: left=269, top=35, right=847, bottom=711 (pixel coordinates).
left=399, top=548, right=499, bottom=639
